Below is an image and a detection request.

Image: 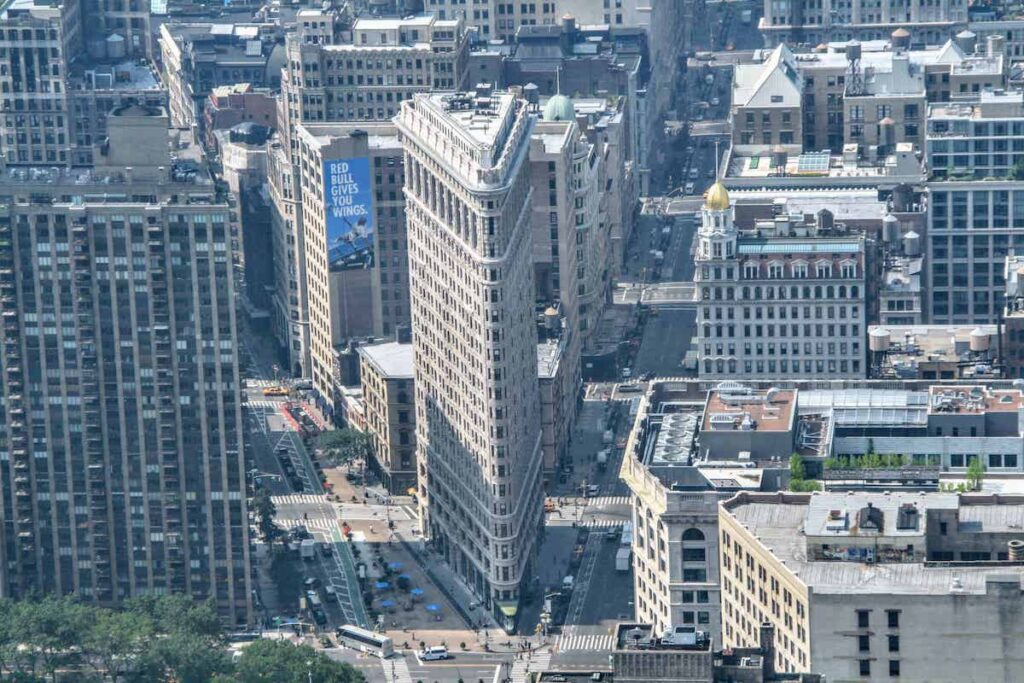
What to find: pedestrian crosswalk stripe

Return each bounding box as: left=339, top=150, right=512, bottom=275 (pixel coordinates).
left=275, top=517, right=336, bottom=532
left=555, top=633, right=616, bottom=651
left=587, top=496, right=630, bottom=507
left=383, top=657, right=413, bottom=683
left=271, top=494, right=327, bottom=506
left=246, top=400, right=282, bottom=411
left=246, top=379, right=284, bottom=388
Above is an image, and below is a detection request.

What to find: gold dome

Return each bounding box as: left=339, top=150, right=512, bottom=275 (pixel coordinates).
left=705, top=182, right=730, bottom=210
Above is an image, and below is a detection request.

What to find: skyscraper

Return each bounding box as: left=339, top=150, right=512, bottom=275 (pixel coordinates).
left=0, top=105, right=252, bottom=625
left=397, top=89, right=543, bottom=630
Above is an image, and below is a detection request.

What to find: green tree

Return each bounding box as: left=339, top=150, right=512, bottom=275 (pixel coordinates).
left=153, top=633, right=233, bottom=683
left=83, top=608, right=153, bottom=682
left=19, top=595, right=92, bottom=681
left=318, top=428, right=371, bottom=466
left=253, top=488, right=279, bottom=544
left=788, top=453, right=806, bottom=481
left=966, top=458, right=986, bottom=491
left=233, top=640, right=363, bottom=683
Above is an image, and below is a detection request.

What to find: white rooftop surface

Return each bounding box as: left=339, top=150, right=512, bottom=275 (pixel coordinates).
left=733, top=189, right=887, bottom=221
left=423, top=91, right=518, bottom=147
left=359, top=342, right=414, bottom=378
left=729, top=496, right=1024, bottom=595
left=733, top=44, right=802, bottom=108
left=537, top=340, right=563, bottom=379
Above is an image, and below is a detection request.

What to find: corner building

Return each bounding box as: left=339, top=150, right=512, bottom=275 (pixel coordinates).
left=397, top=90, right=543, bottom=630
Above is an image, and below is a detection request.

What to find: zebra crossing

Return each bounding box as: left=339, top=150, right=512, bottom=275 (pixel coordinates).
left=274, top=517, right=336, bottom=533
left=245, top=400, right=282, bottom=412
left=245, top=379, right=281, bottom=388
left=555, top=632, right=616, bottom=652
left=586, top=496, right=630, bottom=507
left=546, top=517, right=624, bottom=529
left=382, top=656, right=412, bottom=683
left=271, top=494, right=327, bottom=506
left=510, top=651, right=551, bottom=683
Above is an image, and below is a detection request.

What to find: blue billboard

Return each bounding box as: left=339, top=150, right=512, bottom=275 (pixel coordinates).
left=323, top=157, right=374, bottom=270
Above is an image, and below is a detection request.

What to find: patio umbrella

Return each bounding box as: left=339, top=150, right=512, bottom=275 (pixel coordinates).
left=387, top=562, right=404, bottom=570
left=425, top=603, right=440, bottom=612
left=375, top=581, right=390, bottom=590
left=379, top=599, right=395, bottom=608
left=410, top=588, right=425, bottom=597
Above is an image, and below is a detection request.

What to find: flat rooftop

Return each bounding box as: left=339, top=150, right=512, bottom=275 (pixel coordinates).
left=424, top=90, right=518, bottom=147
left=537, top=338, right=563, bottom=379
left=928, top=385, right=1023, bottom=414
left=702, top=387, right=796, bottom=433
left=358, top=342, right=414, bottom=379
left=733, top=189, right=888, bottom=222
left=873, top=325, right=997, bottom=364
left=724, top=492, right=1024, bottom=595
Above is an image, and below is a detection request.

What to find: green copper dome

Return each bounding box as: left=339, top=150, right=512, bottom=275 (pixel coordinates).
left=542, top=94, right=575, bottom=121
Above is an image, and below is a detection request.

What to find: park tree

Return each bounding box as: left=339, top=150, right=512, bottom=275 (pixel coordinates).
left=253, top=488, right=279, bottom=544
left=233, top=640, right=363, bottom=683
left=318, top=428, right=371, bottom=467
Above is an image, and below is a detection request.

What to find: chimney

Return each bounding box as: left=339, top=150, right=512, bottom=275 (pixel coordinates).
left=759, top=622, right=776, bottom=680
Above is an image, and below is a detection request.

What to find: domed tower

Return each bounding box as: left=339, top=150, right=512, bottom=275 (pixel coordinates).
left=698, top=182, right=736, bottom=261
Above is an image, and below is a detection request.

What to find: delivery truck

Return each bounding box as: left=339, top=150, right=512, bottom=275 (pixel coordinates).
left=616, top=547, right=632, bottom=572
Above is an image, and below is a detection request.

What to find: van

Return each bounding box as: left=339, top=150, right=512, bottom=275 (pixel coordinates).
left=324, top=586, right=338, bottom=602
left=562, top=575, right=575, bottom=591
left=420, top=646, right=449, bottom=661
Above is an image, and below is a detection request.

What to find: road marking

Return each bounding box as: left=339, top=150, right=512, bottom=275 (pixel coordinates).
left=565, top=533, right=602, bottom=626
left=271, top=494, right=327, bottom=506
left=246, top=400, right=283, bottom=411
left=382, top=656, right=413, bottom=683
left=554, top=633, right=615, bottom=651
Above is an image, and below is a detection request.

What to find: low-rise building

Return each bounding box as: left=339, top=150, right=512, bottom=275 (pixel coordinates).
left=867, top=324, right=1001, bottom=380
left=721, top=491, right=1024, bottom=681
left=694, top=183, right=868, bottom=380
left=358, top=341, right=416, bottom=494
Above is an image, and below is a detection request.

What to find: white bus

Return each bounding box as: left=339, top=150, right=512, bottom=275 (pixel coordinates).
left=336, top=624, right=395, bottom=659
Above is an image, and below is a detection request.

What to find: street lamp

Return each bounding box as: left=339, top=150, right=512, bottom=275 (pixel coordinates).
left=306, top=660, right=312, bottom=683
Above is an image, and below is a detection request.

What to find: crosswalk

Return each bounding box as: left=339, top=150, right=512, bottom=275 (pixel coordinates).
left=510, top=651, right=552, bottom=683
left=271, top=494, right=327, bottom=506
left=245, top=379, right=282, bottom=388
left=383, top=656, right=413, bottom=683
left=275, top=517, right=336, bottom=533
left=587, top=496, right=630, bottom=507
left=555, top=632, right=616, bottom=651
left=245, top=400, right=282, bottom=411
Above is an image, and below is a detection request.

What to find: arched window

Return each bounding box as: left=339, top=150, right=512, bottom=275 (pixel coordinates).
left=839, top=285, right=847, bottom=298
left=682, top=528, right=705, bottom=541
left=790, top=286, right=799, bottom=299
left=851, top=285, right=860, bottom=298
left=826, top=285, right=834, bottom=298
left=704, top=360, right=713, bottom=373
left=728, top=359, right=737, bottom=373
left=716, top=359, right=725, bottom=373
left=682, top=528, right=707, bottom=569
left=754, top=286, right=762, bottom=300
left=742, top=286, right=750, bottom=299
left=703, top=324, right=711, bottom=339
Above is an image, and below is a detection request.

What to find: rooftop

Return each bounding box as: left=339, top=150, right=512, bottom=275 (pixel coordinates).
left=735, top=239, right=862, bottom=255
left=928, top=385, right=1023, bottom=413
left=357, top=342, right=414, bottom=379
left=726, top=144, right=923, bottom=182
left=702, top=385, right=796, bottom=433
left=537, top=338, right=564, bottom=379
left=723, top=492, right=1024, bottom=595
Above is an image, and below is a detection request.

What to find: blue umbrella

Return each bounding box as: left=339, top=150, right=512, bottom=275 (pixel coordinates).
left=375, top=581, right=390, bottom=589
left=379, top=599, right=395, bottom=608
left=387, top=562, right=404, bottom=570
left=425, top=603, right=440, bottom=612
left=410, top=588, right=425, bottom=596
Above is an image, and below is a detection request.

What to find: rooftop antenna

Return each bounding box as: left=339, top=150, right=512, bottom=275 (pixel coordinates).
left=556, top=65, right=562, bottom=95
left=714, top=139, right=721, bottom=182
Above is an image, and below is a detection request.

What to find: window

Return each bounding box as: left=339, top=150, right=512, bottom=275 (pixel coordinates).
left=889, top=660, right=901, bottom=677
left=682, top=528, right=705, bottom=541
left=857, top=610, right=870, bottom=628
left=683, top=569, right=707, bottom=582
left=886, top=610, right=900, bottom=628
left=858, top=635, right=870, bottom=652
left=860, top=660, right=871, bottom=677
left=888, top=635, right=899, bottom=652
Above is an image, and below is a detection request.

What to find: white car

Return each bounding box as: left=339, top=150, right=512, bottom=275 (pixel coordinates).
left=420, top=646, right=450, bottom=661
left=684, top=182, right=696, bottom=195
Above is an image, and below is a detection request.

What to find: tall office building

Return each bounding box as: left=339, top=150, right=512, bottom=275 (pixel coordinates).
left=397, top=89, right=543, bottom=630
left=0, top=105, right=252, bottom=625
